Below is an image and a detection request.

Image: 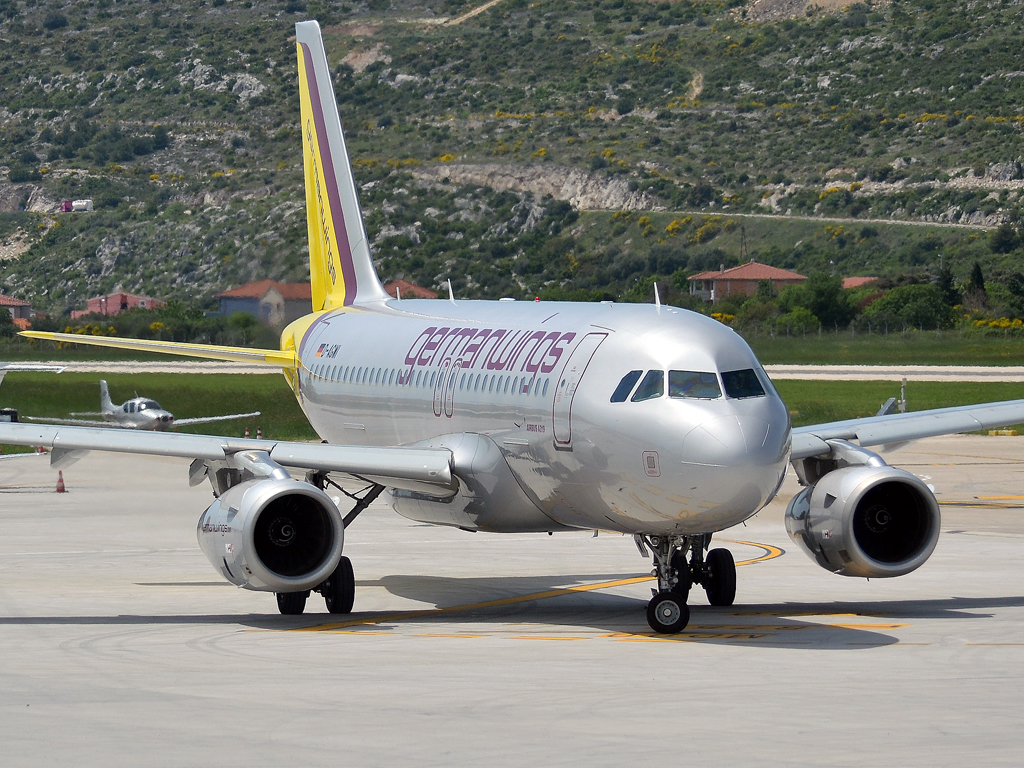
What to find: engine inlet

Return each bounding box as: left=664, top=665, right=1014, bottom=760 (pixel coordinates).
left=254, top=494, right=334, bottom=577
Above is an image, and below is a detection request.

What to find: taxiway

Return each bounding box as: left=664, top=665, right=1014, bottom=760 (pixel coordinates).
left=0, top=436, right=1021, bottom=766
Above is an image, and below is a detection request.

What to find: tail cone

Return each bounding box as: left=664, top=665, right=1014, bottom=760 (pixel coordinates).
left=56, top=471, right=66, bottom=494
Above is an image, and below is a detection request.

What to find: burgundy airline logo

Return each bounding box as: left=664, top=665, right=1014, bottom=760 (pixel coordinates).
left=403, top=326, right=576, bottom=418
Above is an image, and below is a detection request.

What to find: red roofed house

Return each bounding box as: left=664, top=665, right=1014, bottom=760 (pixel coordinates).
left=843, top=276, right=878, bottom=290
left=688, top=260, right=806, bottom=303
left=384, top=280, right=438, bottom=300
left=215, top=280, right=312, bottom=328
left=0, top=294, right=34, bottom=326
left=71, top=292, right=164, bottom=319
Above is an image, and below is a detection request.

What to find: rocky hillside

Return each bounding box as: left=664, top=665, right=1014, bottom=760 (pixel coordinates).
left=1, top=0, right=1023, bottom=314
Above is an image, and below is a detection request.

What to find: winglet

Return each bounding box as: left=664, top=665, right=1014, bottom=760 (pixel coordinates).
left=295, top=20, right=388, bottom=310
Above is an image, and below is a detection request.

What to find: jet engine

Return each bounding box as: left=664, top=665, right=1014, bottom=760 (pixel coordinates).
left=197, top=478, right=344, bottom=592
left=785, top=465, right=940, bottom=578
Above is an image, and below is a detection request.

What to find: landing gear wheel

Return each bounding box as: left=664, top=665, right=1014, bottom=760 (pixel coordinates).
left=322, top=556, right=355, bottom=614
left=276, top=590, right=308, bottom=615
left=670, top=550, right=691, bottom=600
left=646, top=591, right=691, bottom=634
left=704, top=548, right=736, bottom=607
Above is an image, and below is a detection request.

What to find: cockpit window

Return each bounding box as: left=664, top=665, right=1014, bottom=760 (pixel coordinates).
left=142, top=400, right=160, bottom=410
left=631, top=370, right=665, bottom=402
left=721, top=369, right=766, bottom=399
left=610, top=370, right=643, bottom=402
left=668, top=370, right=722, bottom=399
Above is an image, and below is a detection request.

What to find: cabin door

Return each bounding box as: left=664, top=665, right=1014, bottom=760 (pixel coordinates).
left=552, top=332, right=607, bottom=449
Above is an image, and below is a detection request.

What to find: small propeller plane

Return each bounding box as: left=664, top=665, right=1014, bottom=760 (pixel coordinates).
left=3, top=21, right=1024, bottom=633
left=24, top=379, right=260, bottom=431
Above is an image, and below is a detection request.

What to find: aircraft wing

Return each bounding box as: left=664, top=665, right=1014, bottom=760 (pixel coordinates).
left=0, top=422, right=455, bottom=492
left=19, top=331, right=296, bottom=368
left=23, top=416, right=112, bottom=427
left=173, top=411, right=262, bottom=426
left=0, top=362, right=65, bottom=388
left=791, top=398, right=1024, bottom=459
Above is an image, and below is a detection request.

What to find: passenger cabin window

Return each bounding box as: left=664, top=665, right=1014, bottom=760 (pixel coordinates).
left=631, top=370, right=664, bottom=402
left=610, top=370, right=643, bottom=402
left=669, top=371, right=722, bottom=400
left=722, top=369, right=766, bottom=399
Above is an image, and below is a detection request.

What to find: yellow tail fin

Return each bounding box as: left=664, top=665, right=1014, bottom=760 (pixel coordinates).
left=295, top=20, right=388, bottom=310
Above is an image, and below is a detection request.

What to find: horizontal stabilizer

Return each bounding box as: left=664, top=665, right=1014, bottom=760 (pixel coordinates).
left=19, top=331, right=296, bottom=368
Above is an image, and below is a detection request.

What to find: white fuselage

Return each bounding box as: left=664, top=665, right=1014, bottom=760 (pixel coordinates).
left=289, top=299, right=791, bottom=536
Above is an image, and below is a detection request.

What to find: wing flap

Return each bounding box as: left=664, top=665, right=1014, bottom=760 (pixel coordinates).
left=19, top=331, right=296, bottom=368
left=792, top=398, right=1024, bottom=458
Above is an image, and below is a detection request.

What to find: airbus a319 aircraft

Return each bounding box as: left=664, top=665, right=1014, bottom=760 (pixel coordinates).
left=6, top=21, right=1024, bottom=633
left=25, top=379, right=260, bottom=431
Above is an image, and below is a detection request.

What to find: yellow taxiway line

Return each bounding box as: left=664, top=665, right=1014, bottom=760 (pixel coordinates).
left=291, top=540, right=784, bottom=633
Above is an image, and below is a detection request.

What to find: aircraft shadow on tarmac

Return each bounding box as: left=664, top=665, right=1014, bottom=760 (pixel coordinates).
left=5, top=580, right=1020, bottom=650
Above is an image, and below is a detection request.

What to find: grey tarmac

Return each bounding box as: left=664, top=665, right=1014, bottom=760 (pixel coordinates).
left=0, top=435, right=1021, bottom=766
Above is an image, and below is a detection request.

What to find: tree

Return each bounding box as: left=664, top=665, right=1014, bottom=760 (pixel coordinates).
left=778, top=272, right=856, bottom=328
left=864, top=284, right=955, bottom=329
left=936, top=265, right=961, bottom=307
left=969, top=261, right=986, bottom=294
left=989, top=224, right=1021, bottom=254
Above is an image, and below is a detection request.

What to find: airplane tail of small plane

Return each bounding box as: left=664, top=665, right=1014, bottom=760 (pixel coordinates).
left=99, top=379, right=115, bottom=414
left=295, top=20, right=389, bottom=311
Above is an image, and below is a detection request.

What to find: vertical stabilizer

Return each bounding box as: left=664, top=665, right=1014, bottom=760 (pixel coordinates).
left=295, top=20, right=388, bottom=310
left=99, top=380, right=115, bottom=414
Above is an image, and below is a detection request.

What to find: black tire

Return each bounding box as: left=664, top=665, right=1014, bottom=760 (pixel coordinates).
left=704, top=548, right=736, bottom=607
left=670, top=550, right=691, bottom=600
left=277, top=591, right=308, bottom=615
left=323, top=556, right=355, bottom=614
left=646, top=591, right=691, bottom=634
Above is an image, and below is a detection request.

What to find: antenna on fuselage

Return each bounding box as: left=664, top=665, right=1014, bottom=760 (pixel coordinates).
left=447, top=279, right=456, bottom=304
left=654, top=282, right=661, bottom=314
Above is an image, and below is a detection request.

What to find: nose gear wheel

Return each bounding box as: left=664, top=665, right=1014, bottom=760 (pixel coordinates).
left=647, top=591, right=690, bottom=634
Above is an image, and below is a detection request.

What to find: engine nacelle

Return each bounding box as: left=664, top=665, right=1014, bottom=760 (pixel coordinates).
left=785, top=465, right=940, bottom=578
left=197, top=478, right=344, bottom=592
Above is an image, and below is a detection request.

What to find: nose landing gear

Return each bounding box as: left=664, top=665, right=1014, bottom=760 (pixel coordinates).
left=635, top=533, right=737, bottom=633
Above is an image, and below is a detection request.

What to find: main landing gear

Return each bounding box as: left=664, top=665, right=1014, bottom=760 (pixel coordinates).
left=634, top=533, right=737, bottom=634
left=275, top=555, right=356, bottom=616
left=275, top=478, right=383, bottom=615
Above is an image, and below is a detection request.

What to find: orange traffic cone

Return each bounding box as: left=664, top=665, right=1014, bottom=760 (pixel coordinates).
left=256, top=426, right=262, bottom=439
left=244, top=427, right=250, bottom=438
left=55, top=471, right=66, bottom=493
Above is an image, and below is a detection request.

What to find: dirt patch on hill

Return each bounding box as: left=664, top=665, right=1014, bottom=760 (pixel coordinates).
left=341, top=43, right=391, bottom=74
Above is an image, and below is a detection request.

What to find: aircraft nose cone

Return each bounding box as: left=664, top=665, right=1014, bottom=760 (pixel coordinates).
left=678, top=412, right=788, bottom=522
left=681, top=416, right=747, bottom=466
